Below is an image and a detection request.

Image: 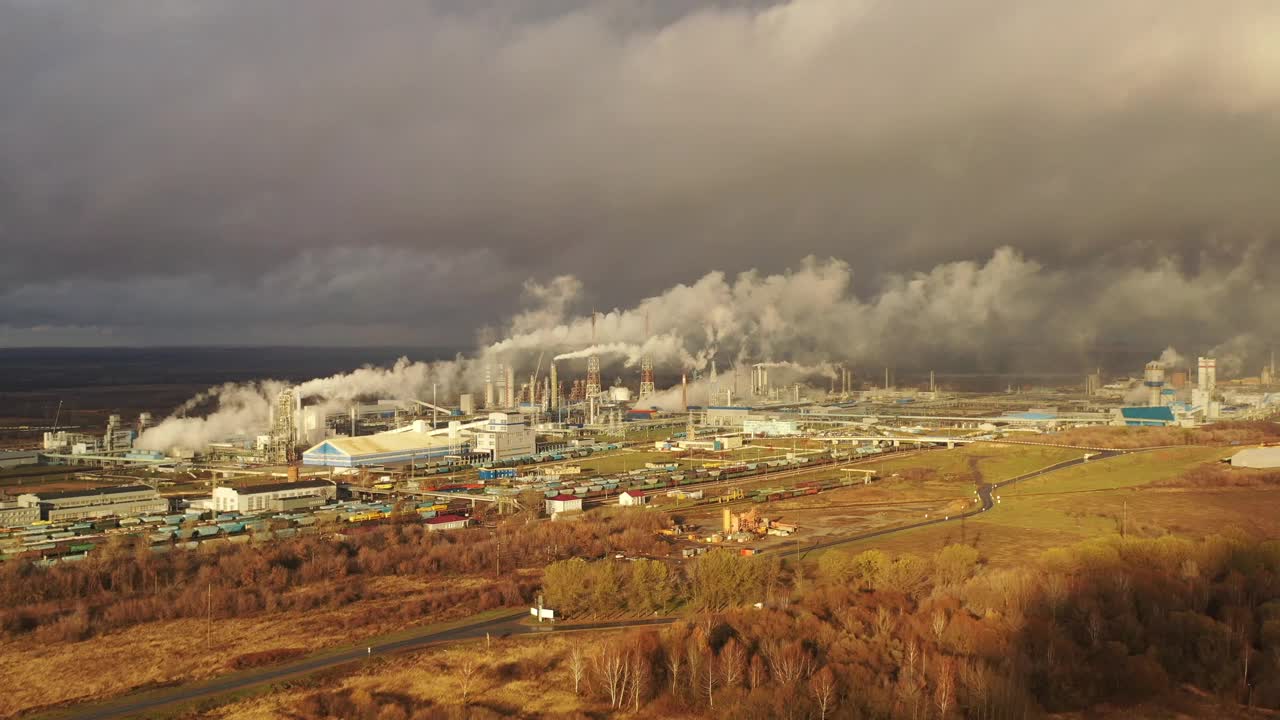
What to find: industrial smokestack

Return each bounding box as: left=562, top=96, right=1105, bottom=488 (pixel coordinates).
left=682, top=373, right=688, bottom=411
left=484, top=365, right=495, bottom=409
left=550, top=363, right=559, bottom=410
left=506, top=365, right=516, bottom=408
left=1144, top=361, right=1166, bottom=407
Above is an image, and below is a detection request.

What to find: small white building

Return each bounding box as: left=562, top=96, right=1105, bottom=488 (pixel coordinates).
left=425, top=514, right=469, bottom=531
left=211, top=479, right=336, bottom=514
left=1229, top=447, right=1280, bottom=469
left=618, top=490, right=649, bottom=507
left=545, top=494, right=583, bottom=515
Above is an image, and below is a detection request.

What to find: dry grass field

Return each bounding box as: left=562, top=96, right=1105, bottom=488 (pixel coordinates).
left=814, top=445, right=1278, bottom=567
left=204, top=634, right=634, bottom=720
left=0, top=574, right=518, bottom=719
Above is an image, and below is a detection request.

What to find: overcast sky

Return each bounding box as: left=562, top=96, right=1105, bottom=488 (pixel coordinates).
left=2, top=0, right=1278, bottom=362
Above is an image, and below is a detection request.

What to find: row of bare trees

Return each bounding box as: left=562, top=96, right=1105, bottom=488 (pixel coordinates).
left=0, top=506, right=672, bottom=642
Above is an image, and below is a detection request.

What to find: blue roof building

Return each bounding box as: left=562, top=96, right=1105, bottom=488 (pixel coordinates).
left=1118, top=406, right=1176, bottom=426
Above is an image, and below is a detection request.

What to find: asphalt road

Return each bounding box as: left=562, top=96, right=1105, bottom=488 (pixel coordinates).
left=54, top=447, right=1129, bottom=719
left=51, top=613, right=678, bottom=720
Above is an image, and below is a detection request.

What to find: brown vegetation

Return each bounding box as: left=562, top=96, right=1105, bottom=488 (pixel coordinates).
left=1047, top=421, right=1280, bottom=449
left=0, top=509, right=672, bottom=717
left=211, top=534, right=1280, bottom=719
left=0, top=508, right=670, bottom=645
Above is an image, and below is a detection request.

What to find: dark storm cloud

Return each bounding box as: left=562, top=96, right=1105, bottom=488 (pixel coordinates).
left=1, top=0, right=1278, bottom=362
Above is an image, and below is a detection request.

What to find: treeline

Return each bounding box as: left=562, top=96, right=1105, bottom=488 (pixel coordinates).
left=543, top=550, right=782, bottom=617
left=0, top=508, right=671, bottom=643
left=522, top=534, right=1280, bottom=717
left=1050, top=420, right=1280, bottom=449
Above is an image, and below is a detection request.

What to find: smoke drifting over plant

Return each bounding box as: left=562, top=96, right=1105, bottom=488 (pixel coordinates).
left=139, top=248, right=1277, bottom=450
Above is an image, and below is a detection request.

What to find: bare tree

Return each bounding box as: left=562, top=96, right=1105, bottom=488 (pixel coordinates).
left=960, top=660, right=990, bottom=720
left=598, top=641, right=631, bottom=709
left=666, top=646, right=683, bottom=695
left=875, top=606, right=896, bottom=638
left=568, top=645, right=587, bottom=696
left=934, top=656, right=956, bottom=719
left=721, top=638, right=746, bottom=688
left=455, top=651, right=482, bottom=706
left=899, top=641, right=925, bottom=720
left=809, top=665, right=838, bottom=720
left=931, top=610, right=949, bottom=642
left=630, top=652, right=647, bottom=713
left=703, top=648, right=717, bottom=708
left=749, top=653, right=769, bottom=690
left=686, top=638, right=704, bottom=694
left=765, top=640, right=813, bottom=686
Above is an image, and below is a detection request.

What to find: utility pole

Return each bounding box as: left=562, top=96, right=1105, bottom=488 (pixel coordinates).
left=206, top=582, right=212, bottom=650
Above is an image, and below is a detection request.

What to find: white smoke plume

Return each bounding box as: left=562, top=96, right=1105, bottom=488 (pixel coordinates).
left=138, top=247, right=1278, bottom=451
left=1157, top=347, right=1188, bottom=370
left=1210, top=335, right=1263, bottom=379
left=136, top=380, right=289, bottom=452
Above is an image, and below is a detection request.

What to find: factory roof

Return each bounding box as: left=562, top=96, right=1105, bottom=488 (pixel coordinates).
left=27, top=485, right=155, bottom=501
left=548, top=494, right=580, bottom=501
left=1229, top=447, right=1280, bottom=469
left=622, top=490, right=646, bottom=498
left=425, top=514, right=467, bottom=525
left=305, top=431, right=467, bottom=458
left=231, top=479, right=334, bottom=496
left=1119, top=407, right=1176, bottom=422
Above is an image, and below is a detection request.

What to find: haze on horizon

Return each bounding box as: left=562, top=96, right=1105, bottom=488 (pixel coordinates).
left=2, top=0, right=1278, bottom=371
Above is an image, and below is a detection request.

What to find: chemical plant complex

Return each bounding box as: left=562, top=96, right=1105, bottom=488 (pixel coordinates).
left=3, top=348, right=1278, bottom=565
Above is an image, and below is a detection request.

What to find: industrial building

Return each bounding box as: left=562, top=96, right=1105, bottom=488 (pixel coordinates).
left=303, top=422, right=472, bottom=468
left=302, top=412, right=534, bottom=467
left=705, top=407, right=751, bottom=427
left=618, top=490, right=649, bottom=507
left=16, top=485, right=168, bottom=522
left=425, top=514, right=469, bottom=531
left=471, top=412, right=537, bottom=462
left=679, top=435, right=744, bottom=452
left=1114, top=406, right=1177, bottom=427
left=742, top=418, right=799, bottom=436
left=0, top=450, right=39, bottom=469
left=546, top=494, right=583, bottom=516
left=1229, top=447, right=1280, bottom=469
left=0, top=502, right=40, bottom=527
left=211, top=479, right=337, bottom=514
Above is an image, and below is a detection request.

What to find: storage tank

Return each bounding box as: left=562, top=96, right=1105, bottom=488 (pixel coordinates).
left=1144, top=361, right=1166, bottom=407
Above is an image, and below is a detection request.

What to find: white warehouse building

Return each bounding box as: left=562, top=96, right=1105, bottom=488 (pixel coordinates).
left=1229, top=447, right=1280, bottom=469
left=743, top=418, right=799, bottom=436
left=212, top=479, right=337, bottom=514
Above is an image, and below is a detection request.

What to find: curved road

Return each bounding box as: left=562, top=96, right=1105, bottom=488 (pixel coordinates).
left=777, top=448, right=1125, bottom=558
left=46, top=614, right=678, bottom=720
left=54, top=447, right=1133, bottom=719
